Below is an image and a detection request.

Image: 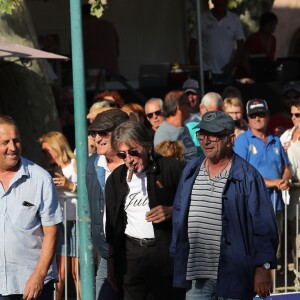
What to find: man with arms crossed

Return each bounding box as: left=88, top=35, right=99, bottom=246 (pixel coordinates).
left=0, top=115, right=62, bottom=300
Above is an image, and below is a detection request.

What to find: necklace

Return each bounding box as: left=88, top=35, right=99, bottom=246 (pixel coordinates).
left=204, top=158, right=231, bottom=193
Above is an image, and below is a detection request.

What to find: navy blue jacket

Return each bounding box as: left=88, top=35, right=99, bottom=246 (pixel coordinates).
left=170, top=153, right=278, bottom=299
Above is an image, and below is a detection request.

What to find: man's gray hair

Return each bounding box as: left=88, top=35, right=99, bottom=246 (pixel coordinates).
left=145, top=98, right=163, bottom=111
left=112, top=121, right=152, bottom=153
left=201, top=92, right=223, bottom=109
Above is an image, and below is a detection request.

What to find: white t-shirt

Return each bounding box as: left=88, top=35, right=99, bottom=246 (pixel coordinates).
left=124, top=171, right=155, bottom=239
left=191, top=10, right=244, bottom=73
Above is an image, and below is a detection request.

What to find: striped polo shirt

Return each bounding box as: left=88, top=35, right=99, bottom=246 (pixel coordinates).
left=186, top=160, right=229, bottom=280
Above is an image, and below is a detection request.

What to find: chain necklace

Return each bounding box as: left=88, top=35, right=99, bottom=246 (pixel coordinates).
left=204, top=158, right=231, bottom=193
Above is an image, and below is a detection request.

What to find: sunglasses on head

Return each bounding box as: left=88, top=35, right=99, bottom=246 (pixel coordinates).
left=146, top=110, right=162, bottom=119
left=116, top=149, right=140, bottom=160
left=88, top=130, right=110, bottom=138
left=290, top=112, right=300, bottom=118
left=248, top=112, right=267, bottom=119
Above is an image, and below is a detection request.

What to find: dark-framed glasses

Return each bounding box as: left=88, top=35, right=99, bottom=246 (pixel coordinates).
left=290, top=112, right=300, bottom=118
left=248, top=112, right=267, bottom=119
left=88, top=130, right=110, bottom=138
left=116, top=149, right=140, bottom=159
left=146, top=110, right=162, bottom=119
left=196, top=131, right=226, bottom=142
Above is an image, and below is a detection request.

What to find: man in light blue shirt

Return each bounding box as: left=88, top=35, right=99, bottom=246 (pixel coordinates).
left=0, top=115, right=63, bottom=300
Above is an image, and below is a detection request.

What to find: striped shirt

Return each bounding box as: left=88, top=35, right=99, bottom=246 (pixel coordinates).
left=186, top=160, right=228, bottom=280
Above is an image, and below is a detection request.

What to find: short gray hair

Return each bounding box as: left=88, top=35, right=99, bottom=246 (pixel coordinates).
left=145, top=98, right=163, bottom=112
left=112, top=121, right=152, bottom=152
left=201, top=92, right=223, bottom=109
left=163, top=90, right=185, bottom=117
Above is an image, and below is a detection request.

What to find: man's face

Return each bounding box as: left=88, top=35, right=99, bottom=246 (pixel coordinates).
left=224, top=105, right=243, bottom=121
left=198, top=130, right=231, bottom=161
left=247, top=112, right=269, bottom=132
left=117, top=142, right=148, bottom=174
left=0, top=124, right=21, bottom=171
left=186, top=92, right=199, bottom=113
left=145, top=102, right=164, bottom=130
left=290, top=105, right=300, bottom=129
left=93, top=130, right=113, bottom=156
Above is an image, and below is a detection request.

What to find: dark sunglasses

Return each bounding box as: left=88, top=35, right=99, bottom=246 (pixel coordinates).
left=146, top=110, right=162, bottom=119
left=290, top=113, right=300, bottom=118
left=116, top=149, right=140, bottom=159
left=88, top=130, right=110, bottom=138
left=248, top=112, right=267, bottom=119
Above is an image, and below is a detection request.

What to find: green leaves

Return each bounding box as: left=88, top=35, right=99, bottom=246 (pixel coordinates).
left=88, top=0, right=108, bottom=19
left=0, top=0, right=20, bottom=15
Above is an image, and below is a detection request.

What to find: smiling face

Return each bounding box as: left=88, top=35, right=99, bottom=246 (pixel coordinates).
left=117, top=142, right=148, bottom=174
left=94, top=131, right=114, bottom=157
left=0, top=124, right=21, bottom=171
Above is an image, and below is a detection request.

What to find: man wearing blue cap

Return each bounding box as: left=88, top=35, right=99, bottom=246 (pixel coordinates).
left=171, top=111, right=278, bottom=299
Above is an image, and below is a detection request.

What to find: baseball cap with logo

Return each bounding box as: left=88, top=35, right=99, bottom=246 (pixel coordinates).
left=246, top=99, right=269, bottom=116
left=193, top=111, right=235, bottom=134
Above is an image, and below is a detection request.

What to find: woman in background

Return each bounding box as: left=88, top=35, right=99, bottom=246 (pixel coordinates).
left=39, top=131, right=81, bottom=300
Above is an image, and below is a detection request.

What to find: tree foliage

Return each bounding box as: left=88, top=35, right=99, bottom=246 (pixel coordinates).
left=88, top=0, right=108, bottom=18
left=228, top=0, right=275, bottom=33
left=0, top=0, right=20, bottom=14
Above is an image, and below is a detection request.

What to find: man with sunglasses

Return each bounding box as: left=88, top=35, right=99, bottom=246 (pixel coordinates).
left=86, top=109, right=129, bottom=300
left=171, top=111, right=278, bottom=300
left=105, top=121, right=185, bottom=300
left=234, top=99, right=291, bottom=269
left=144, top=98, right=165, bottom=139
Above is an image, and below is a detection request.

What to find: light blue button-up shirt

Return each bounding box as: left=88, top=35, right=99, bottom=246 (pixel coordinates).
left=0, top=157, right=63, bottom=296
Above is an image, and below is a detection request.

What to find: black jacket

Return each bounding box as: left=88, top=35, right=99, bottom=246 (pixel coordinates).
left=105, top=155, right=185, bottom=276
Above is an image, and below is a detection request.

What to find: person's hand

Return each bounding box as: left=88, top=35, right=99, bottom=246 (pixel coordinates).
left=254, top=267, right=273, bottom=298
left=53, top=173, right=74, bottom=191
left=276, top=179, right=290, bottom=191
left=22, top=272, right=44, bottom=300
left=145, top=205, right=172, bottom=223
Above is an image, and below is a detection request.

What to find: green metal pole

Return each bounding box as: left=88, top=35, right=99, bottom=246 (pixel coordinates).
left=69, top=1, right=94, bottom=299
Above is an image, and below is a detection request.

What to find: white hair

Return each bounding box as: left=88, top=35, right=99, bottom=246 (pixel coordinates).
left=201, top=92, right=223, bottom=109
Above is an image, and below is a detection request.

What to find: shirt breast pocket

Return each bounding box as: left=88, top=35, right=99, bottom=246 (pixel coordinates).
left=13, top=204, right=39, bottom=230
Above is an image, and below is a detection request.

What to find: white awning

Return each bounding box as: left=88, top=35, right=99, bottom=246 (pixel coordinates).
left=0, top=40, right=69, bottom=60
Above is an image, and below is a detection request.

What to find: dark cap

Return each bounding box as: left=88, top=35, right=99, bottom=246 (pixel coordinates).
left=246, top=99, right=269, bottom=116
left=283, top=82, right=300, bottom=95
left=194, top=111, right=235, bottom=134
left=88, top=109, right=129, bottom=131
left=182, top=79, right=199, bottom=94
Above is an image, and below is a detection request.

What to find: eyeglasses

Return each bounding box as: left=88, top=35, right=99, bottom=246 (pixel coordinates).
left=196, top=131, right=226, bottom=142
left=248, top=112, right=267, bottom=119
left=290, top=113, right=300, bottom=118
left=146, top=110, right=162, bottom=119
left=89, top=130, right=110, bottom=138
left=116, top=149, right=140, bottom=159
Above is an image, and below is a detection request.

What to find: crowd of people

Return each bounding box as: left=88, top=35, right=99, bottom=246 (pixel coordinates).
left=1, top=76, right=300, bottom=300
left=1, top=1, right=300, bottom=300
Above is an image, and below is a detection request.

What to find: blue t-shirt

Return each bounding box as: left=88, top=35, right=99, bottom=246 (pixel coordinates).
left=234, top=128, right=289, bottom=210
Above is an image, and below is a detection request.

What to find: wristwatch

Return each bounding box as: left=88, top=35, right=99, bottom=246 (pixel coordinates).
left=262, top=262, right=271, bottom=270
